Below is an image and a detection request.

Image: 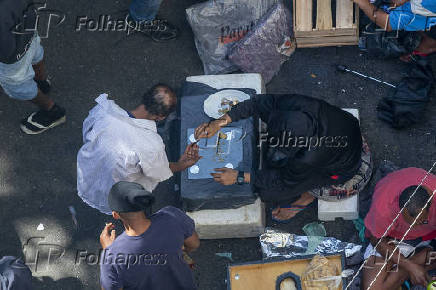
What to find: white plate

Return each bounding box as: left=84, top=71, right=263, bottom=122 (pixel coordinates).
left=203, top=90, right=250, bottom=119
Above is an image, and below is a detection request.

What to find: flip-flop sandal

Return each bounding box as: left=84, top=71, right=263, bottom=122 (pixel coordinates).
left=271, top=204, right=308, bottom=224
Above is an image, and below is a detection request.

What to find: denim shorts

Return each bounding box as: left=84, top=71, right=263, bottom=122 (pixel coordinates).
left=0, top=35, right=44, bottom=101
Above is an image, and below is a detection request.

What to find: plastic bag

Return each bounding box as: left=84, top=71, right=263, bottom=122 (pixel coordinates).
left=186, top=0, right=278, bottom=75
left=377, top=58, right=434, bottom=129
left=260, top=228, right=362, bottom=259
left=228, top=2, right=295, bottom=83
left=301, top=255, right=342, bottom=290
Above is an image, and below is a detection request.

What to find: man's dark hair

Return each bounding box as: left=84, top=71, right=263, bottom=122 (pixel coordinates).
left=142, top=83, right=176, bottom=118
left=399, top=186, right=430, bottom=218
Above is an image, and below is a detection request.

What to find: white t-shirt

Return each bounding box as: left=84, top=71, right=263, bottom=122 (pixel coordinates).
left=77, top=94, right=173, bottom=214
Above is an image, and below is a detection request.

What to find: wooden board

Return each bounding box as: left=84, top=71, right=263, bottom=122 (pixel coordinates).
left=316, top=0, right=333, bottom=30
left=295, top=28, right=357, bottom=38
left=293, top=0, right=359, bottom=48
left=336, top=0, right=354, bottom=28
left=296, top=35, right=358, bottom=46
left=295, top=0, right=313, bottom=31
left=227, top=254, right=344, bottom=290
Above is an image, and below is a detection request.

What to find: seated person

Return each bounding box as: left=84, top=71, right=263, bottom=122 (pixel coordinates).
left=77, top=84, right=200, bottom=214
left=362, top=167, right=436, bottom=289
left=353, top=0, right=436, bottom=59
left=100, top=181, right=199, bottom=290
left=195, top=94, right=369, bottom=222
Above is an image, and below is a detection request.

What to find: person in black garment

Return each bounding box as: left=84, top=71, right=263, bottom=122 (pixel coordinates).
left=195, top=94, right=363, bottom=222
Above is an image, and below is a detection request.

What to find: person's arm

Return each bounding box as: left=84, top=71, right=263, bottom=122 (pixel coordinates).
left=210, top=169, right=251, bottom=185
left=100, top=259, right=123, bottom=290
left=170, top=143, right=201, bottom=172
left=367, top=231, right=430, bottom=286
left=184, top=232, right=200, bottom=253
left=195, top=94, right=286, bottom=140
left=226, top=98, right=257, bottom=123
left=353, top=0, right=392, bottom=31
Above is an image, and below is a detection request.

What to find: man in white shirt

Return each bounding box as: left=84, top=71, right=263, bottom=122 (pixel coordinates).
left=77, top=84, right=200, bottom=214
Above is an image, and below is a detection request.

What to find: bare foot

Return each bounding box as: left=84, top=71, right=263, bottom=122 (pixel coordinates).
left=272, top=192, right=315, bottom=221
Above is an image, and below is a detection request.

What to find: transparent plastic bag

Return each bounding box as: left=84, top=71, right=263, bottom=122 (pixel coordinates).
left=301, top=255, right=342, bottom=290
left=186, top=0, right=278, bottom=74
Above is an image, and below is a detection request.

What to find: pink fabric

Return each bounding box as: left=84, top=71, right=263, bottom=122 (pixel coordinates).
left=364, top=168, right=436, bottom=240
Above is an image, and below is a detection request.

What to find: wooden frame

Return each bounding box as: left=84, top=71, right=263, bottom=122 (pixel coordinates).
left=227, top=253, right=346, bottom=290
left=293, top=0, right=360, bottom=48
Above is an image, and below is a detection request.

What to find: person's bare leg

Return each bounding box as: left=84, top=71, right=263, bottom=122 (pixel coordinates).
left=32, top=60, right=47, bottom=81
left=353, top=0, right=392, bottom=31
left=272, top=192, right=315, bottom=220
left=362, top=247, right=432, bottom=289
left=31, top=89, right=54, bottom=111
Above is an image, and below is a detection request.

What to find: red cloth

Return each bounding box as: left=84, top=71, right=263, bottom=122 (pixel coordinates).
left=364, top=168, right=436, bottom=240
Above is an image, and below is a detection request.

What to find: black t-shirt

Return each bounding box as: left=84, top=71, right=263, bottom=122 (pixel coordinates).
left=0, top=0, right=36, bottom=64
left=100, top=206, right=196, bottom=290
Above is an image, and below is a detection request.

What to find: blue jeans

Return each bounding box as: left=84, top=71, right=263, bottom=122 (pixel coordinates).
left=129, top=0, right=163, bottom=21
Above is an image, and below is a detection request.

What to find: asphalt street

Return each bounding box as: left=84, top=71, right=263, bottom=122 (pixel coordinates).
left=0, top=0, right=435, bottom=289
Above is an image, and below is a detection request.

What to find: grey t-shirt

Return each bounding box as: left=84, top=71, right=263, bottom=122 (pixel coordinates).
left=100, top=206, right=196, bottom=290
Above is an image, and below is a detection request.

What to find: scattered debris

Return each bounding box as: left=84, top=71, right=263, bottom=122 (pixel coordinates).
left=68, top=206, right=79, bottom=230
left=303, top=222, right=326, bottom=237
left=37, top=223, right=44, bottom=231
left=337, top=64, right=396, bottom=88
left=215, top=252, right=233, bottom=261
left=352, top=218, right=366, bottom=243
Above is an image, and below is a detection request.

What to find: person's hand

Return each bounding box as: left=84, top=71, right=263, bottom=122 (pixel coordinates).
left=407, top=264, right=430, bottom=286
left=210, top=168, right=238, bottom=185
left=194, top=115, right=231, bottom=140
left=100, top=223, right=116, bottom=249
left=178, top=143, right=202, bottom=170
left=194, top=121, right=221, bottom=140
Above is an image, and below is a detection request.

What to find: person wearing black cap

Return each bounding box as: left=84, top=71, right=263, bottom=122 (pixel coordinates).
left=99, top=181, right=199, bottom=290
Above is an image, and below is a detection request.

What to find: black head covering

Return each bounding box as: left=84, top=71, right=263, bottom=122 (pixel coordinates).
left=108, top=181, right=155, bottom=213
